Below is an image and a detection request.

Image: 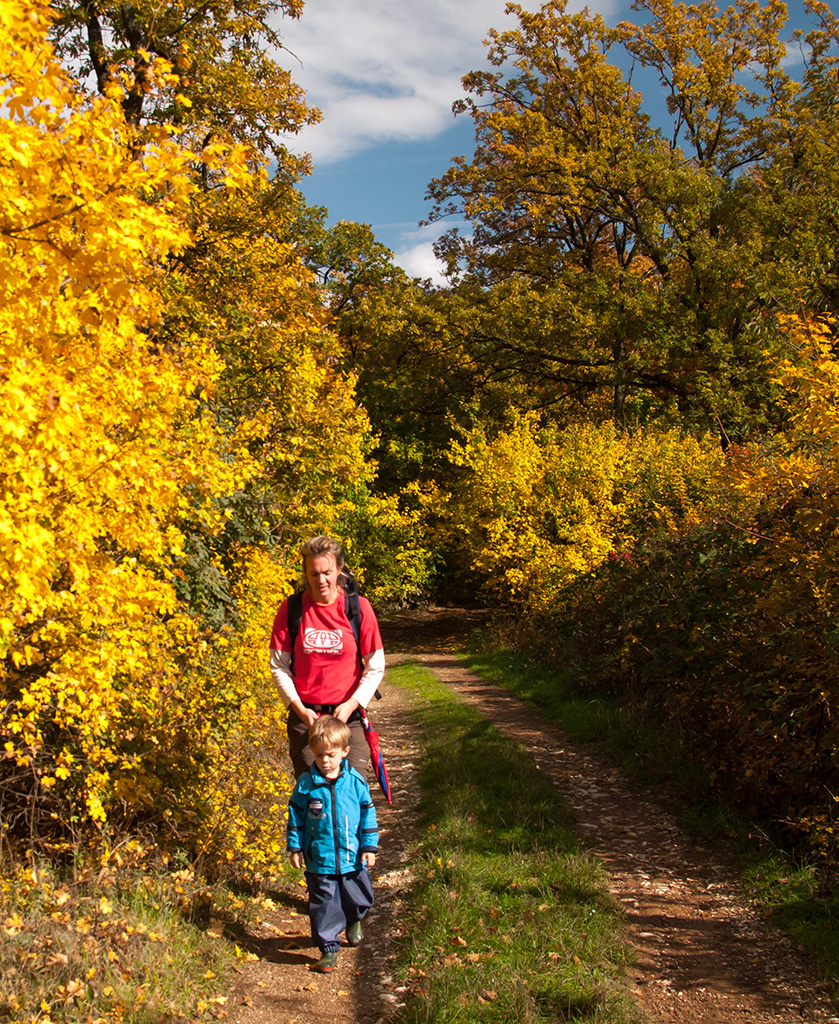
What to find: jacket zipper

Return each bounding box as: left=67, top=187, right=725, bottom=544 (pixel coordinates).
left=329, top=776, right=341, bottom=869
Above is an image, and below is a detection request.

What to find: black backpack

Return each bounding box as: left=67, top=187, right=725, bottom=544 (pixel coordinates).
left=286, top=568, right=381, bottom=700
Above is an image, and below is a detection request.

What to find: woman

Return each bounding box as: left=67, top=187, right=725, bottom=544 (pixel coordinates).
left=270, top=536, right=385, bottom=778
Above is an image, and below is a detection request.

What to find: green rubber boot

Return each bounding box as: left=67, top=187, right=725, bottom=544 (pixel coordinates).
left=314, top=950, right=339, bottom=973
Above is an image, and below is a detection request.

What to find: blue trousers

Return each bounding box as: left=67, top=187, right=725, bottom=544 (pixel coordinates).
left=306, top=867, right=374, bottom=953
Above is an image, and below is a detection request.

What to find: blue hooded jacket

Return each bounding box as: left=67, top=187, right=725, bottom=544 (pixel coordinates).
left=287, top=759, right=378, bottom=876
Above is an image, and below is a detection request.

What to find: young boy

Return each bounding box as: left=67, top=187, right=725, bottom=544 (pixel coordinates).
left=287, top=716, right=378, bottom=973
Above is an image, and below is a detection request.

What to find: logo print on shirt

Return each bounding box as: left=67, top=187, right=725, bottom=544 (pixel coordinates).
left=303, top=627, right=343, bottom=652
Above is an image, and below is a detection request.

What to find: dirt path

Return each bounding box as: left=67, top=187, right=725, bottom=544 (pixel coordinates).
left=228, top=676, right=421, bottom=1024
left=230, top=608, right=837, bottom=1024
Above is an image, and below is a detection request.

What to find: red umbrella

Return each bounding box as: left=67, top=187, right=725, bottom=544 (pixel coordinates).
left=361, top=710, right=392, bottom=805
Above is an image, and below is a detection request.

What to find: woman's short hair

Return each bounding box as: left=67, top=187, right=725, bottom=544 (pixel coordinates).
left=309, top=716, right=351, bottom=752
left=299, top=536, right=348, bottom=589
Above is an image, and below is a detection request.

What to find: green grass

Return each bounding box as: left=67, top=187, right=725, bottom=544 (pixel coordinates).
left=460, top=645, right=839, bottom=990
left=388, top=660, right=643, bottom=1024
left=740, top=854, right=839, bottom=984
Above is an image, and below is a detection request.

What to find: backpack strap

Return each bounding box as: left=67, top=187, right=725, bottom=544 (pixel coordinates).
left=341, top=568, right=363, bottom=664
left=286, top=589, right=304, bottom=672
left=343, top=569, right=381, bottom=701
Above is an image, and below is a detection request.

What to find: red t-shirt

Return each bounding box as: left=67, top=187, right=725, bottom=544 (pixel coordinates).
left=270, top=590, right=383, bottom=705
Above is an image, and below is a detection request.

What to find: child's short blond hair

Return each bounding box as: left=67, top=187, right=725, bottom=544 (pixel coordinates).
left=308, top=716, right=351, bottom=752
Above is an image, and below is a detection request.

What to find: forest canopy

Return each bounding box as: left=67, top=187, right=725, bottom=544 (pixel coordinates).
left=418, top=0, right=839, bottom=433
left=4, top=0, right=839, bottom=876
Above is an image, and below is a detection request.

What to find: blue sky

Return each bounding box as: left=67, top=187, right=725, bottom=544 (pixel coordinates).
left=274, top=0, right=818, bottom=283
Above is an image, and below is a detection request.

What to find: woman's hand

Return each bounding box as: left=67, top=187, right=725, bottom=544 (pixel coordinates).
left=290, top=700, right=318, bottom=728
left=290, top=851, right=303, bottom=870
left=362, top=851, right=376, bottom=868
left=333, top=698, right=359, bottom=723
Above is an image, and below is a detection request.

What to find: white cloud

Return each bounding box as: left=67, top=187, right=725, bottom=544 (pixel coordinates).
left=393, top=239, right=447, bottom=284
left=272, top=0, right=524, bottom=164
left=391, top=221, right=463, bottom=285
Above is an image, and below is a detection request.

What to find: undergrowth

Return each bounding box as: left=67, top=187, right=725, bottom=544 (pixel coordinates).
left=0, top=844, right=272, bottom=1024
left=388, top=660, right=642, bottom=1024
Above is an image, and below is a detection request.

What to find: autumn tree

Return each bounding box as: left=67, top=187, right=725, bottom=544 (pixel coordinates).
left=518, top=315, right=839, bottom=869
left=753, top=2, right=839, bottom=318
left=0, top=0, right=388, bottom=880
left=427, top=0, right=818, bottom=433
left=0, top=0, right=254, bottom=843
left=440, top=412, right=728, bottom=608
left=48, top=3, right=399, bottom=603
left=50, top=0, right=315, bottom=171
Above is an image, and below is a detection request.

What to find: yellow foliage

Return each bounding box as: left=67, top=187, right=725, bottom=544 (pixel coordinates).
left=163, top=175, right=376, bottom=545
left=0, top=1, right=257, bottom=842
left=726, top=314, right=839, bottom=615
left=0, top=2, right=388, bottom=881
left=446, top=412, right=726, bottom=609
left=193, top=546, right=296, bottom=876
left=745, top=315, right=839, bottom=493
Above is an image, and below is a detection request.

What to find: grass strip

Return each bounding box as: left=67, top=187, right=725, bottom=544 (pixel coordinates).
left=461, top=646, right=839, bottom=988
left=388, top=660, right=642, bottom=1024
